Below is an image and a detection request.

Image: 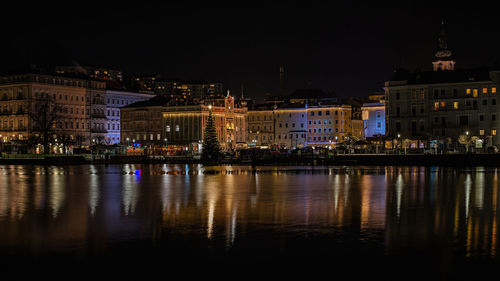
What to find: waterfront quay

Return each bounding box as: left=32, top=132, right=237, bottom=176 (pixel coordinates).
left=2, top=152, right=500, bottom=167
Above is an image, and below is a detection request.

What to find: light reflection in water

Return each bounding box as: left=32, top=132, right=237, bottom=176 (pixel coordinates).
left=0, top=165, right=500, bottom=263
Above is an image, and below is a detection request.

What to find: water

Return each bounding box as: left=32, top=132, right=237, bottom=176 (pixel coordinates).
left=0, top=165, right=499, bottom=280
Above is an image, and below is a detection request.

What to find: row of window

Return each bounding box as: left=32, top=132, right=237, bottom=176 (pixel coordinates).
left=395, top=87, right=497, bottom=100
left=308, top=128, right=344, bottom=133
left=249, top=110, right=348, bottom=121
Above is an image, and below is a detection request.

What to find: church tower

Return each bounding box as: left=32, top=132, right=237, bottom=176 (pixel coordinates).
left=432, top=19, right=456, bottom=71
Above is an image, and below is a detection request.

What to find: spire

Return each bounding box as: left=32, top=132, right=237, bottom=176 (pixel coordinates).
left=432, top=19, right=455, bottom=71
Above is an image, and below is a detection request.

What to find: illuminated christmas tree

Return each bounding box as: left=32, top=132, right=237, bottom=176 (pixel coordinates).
left=202, top=106, right=221, bottom=164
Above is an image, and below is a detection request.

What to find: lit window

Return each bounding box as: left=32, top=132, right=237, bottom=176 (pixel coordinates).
left=166, top=125, right=170, bottom=132
left=480, top=130, right=485, bottom=136
left=440, top=101, right=445, bottom=107
left=466, top=89, right=471, bottom=95
left=473, top=89, right=478, bottom=97
left=175, top=125, right=179, bottom=132
left=483, top=88, right=488, bottom=94
left=434, top=102, right=439, bottom=110
left=493, top=87, right=497, bottom=94
left=453, top=101, right=458, bottom=109
left=493, top=129, right=497, bottom=136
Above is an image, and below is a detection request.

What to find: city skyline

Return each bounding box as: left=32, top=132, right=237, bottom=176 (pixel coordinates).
left=2, top=2, right=499, bottom=101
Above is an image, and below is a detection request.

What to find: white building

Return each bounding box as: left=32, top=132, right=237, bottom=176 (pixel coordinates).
left=362, top=102, right=386, bottom=138
left=105, top=90, right=154, bottom=144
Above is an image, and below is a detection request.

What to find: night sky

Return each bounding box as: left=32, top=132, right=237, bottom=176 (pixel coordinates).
left=1, top=1, right=499, bottom=102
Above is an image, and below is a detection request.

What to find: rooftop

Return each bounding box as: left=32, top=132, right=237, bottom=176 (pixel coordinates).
left=388, top=67, right=500, bottom=86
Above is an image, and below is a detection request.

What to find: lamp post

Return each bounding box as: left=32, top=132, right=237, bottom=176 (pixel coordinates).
left=465, top=131, right=470, bottom=153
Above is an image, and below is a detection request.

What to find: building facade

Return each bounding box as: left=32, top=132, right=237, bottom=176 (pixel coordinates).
left=385, top=20, right=500, bottom=147
left=105, top=90, right=154, bottom=144
left=120, top=95, right=247, bottom=152
left=248, top=104, right=352, bottom=149
left=362, top=102, right=386, bottom=138
left=0, top=73, right=107, bottom=152
left=386, top=70, right=500, bottom=144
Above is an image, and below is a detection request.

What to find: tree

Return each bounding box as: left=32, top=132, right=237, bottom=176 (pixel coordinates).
left=202, top=108, right=221, bottom=164
left=29, top=94, right=62, bottom=154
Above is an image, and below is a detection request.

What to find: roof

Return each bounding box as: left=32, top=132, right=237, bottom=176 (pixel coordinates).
left=121, top=95, right=171, bottom=108
left=389, top=67, right=499, bottom=86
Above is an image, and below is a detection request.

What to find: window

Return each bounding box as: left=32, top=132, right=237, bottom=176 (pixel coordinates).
left=473, top=89, right=478, bottom=97
left=175, top=125, right=179, bottom=132
left=480, top=115, right=484, bottom=121
left=480, top=130, right=485, bottom=136
left=493, top=114, right=497, bottom=121
left=493, top=130, right=497, bottom=136
left=466, top=89, right=471, bottom=95
left=493, top=99, right=497, bottom=105
left=453, top=101, right=458, bottom=109
left=483, top=88, right=488, bottom=94
left=493, top=87, right=497, bottom=94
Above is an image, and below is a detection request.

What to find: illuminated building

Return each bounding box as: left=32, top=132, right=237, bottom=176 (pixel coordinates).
left=362, top=101, right=386, bottom=138
left=306, top=105, right=352, bottom=146
left=162, top=94, right=247, bottom=151
left=135, top=76, right=225, bottom=100
left=120, top=93, right=247, bottom=152
left=120, top=96, right=168, bottom=148
left=105, top=89, right=154, bottom=144
left=386, top=21, right=500, bottom=146
left=248, top=103, right=352, bottom=148
left=56, top=66, right=124, bottom=82
left=0, top=73, right=107, bottom=152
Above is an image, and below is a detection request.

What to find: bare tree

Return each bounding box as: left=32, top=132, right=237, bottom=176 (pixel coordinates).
left=29, top=94, right=62, bottom=154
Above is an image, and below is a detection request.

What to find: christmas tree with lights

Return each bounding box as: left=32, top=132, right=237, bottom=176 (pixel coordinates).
left=202, top=106, right=221, bottom=164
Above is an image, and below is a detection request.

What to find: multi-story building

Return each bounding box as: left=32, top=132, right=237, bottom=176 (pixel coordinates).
left=135, top=76, right=225, bottom=100
left=306, top=105, right=352, bottom=146
left=0, top=73, right=107, bottom=152
left=248, top=103, right=352, bottom=149
left=120, top=96, right=169, bottom=147
left=385, top=21, right=500, bottom=145
left=247, top=104, right=308, bottom=148
left=105, top=89, right=154, bottom=144
left=162, top=95, right=247, bottom=151
left=56, top=66, right=123, bottom=82
left=362, top=102, right=386, bottom=138
left=121, top=94, right=247, bottom=152
left=386, top=70, right=500, bottom=143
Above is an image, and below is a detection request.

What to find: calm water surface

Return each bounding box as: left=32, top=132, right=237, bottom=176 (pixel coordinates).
left=0, top=164, right=499, bottom=280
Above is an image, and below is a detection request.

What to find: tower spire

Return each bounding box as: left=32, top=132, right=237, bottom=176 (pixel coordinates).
left=432, top=19, right=455, bottom=71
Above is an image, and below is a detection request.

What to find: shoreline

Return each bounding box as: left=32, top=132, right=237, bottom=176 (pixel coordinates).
left=2, top=153, right=500, bottom=167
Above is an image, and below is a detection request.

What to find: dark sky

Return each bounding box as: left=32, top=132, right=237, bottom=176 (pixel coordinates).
left=1, top=1, right=499, bottom=102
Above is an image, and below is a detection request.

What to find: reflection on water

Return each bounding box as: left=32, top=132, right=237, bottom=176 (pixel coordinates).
left=1, top=165, right=500, bottom=278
